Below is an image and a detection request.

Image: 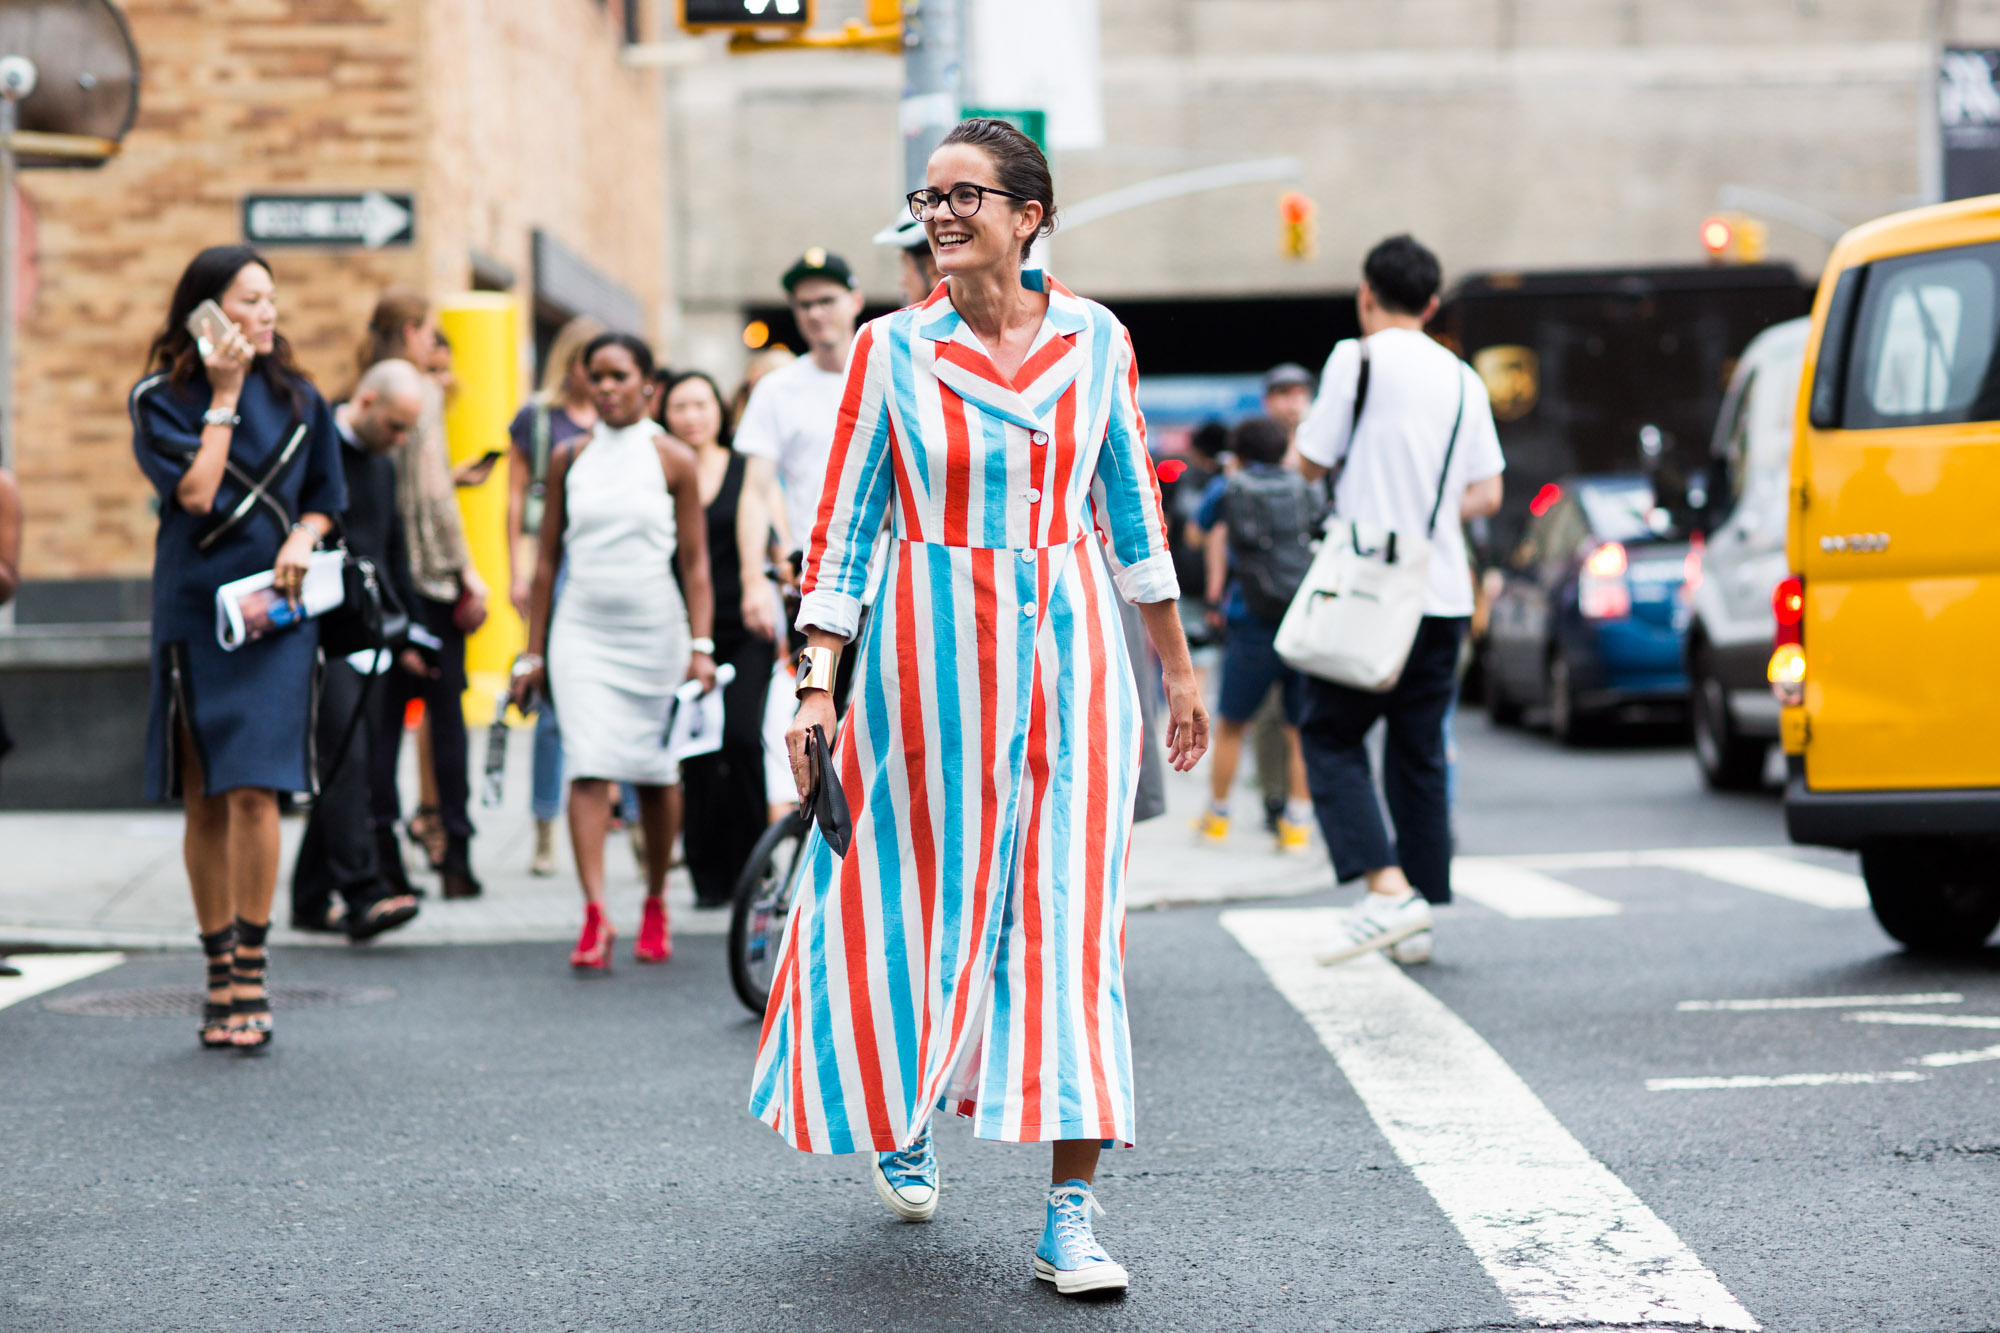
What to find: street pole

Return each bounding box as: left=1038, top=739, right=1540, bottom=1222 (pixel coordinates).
left=900, top=0, right=961, bottom=193
left=0, top=72, right=23, bottom=477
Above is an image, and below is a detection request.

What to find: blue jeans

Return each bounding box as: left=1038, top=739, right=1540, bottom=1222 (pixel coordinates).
left=532, top=701, right=564, bottom=822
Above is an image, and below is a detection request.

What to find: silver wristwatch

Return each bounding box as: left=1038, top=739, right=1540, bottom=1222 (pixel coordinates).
left=201, top=406, right=240, bottom=427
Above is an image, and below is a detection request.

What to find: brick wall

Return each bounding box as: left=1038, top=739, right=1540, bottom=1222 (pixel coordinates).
left=14, top=0, right=665, bottom=583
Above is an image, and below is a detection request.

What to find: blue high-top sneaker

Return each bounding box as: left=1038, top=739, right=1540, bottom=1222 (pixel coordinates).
left=1033, top=1179, right=1128, bottom=1295
left=870, top=1120, right=939, bottom=1222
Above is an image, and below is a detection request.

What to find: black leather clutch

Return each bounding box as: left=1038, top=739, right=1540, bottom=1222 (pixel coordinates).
left=803, top=724, right=852, bottom=857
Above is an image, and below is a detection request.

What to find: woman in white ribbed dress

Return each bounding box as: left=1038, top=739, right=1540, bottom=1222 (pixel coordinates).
left=513, top=334, right=716, bottom=972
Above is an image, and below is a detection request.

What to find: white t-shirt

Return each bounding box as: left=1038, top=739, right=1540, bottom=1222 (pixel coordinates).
left=1294, top=328, right=1505, bottom=617
left=732, top=352, right=848, bottom=555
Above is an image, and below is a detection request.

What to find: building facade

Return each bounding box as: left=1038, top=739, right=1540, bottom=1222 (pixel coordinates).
left=13, top=0, right=668, bottom=602
left=662, top=0, right=2000, bottom=380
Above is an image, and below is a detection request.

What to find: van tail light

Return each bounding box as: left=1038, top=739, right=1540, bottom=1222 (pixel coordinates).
left=1579, top=542, right=1631, bottom=619
left=1768, top=574, right=1805, bottom=706
left=1682, top=532, right=1704, bottom=598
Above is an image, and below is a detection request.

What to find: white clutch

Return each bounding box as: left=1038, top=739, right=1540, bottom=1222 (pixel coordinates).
left=215, top=549, right=346, bottom=651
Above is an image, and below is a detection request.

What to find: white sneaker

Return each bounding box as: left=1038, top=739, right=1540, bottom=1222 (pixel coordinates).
left=1317, top=892, right=1433, bottom=965
left=1388, top=929, right=1433, bottom=965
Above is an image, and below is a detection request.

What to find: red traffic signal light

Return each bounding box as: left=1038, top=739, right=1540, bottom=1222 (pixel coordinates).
left=1700, top=216, right=1734, bottom=255
left=1278, top=192, right=1316, bottom=260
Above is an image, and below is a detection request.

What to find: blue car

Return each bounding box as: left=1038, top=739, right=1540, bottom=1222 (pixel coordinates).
left=1481, top=474, right=1691, bottom=744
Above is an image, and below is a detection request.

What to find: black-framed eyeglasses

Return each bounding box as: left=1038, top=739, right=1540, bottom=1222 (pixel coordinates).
left=907, top=183, right=1031, bottom=222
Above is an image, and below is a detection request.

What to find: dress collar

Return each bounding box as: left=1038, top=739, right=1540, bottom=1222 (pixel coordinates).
left=917, top=270, right=1090, bottom=429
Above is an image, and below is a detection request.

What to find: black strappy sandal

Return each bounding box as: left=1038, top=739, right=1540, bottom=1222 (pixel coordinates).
left=406, top=806, right=447, bottom=872
left=199, top=923, right=236, bottom=1050
left=229, top=916, right=273, bottom=1053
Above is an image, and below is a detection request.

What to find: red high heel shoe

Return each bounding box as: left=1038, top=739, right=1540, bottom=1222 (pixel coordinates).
left=571, top=901, right=615, bottom=973
left=635, top=895, right=672, bottom=964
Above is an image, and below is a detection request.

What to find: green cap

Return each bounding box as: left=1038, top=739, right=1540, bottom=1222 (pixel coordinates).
left=782, top=248, right=857, bottom=293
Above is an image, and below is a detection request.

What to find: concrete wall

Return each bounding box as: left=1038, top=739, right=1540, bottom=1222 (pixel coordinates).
left=14, top=0, right=668, bottom=584
left=666, top=0, right=2000, bottom=383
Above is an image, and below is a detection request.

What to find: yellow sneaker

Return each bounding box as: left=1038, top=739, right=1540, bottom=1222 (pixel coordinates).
left=1276, top=817, right=1312, bottom=853
left=1193, top=810, right=1229, bottom=844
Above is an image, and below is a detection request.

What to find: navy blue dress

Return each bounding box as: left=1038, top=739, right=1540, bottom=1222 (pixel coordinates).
left=131, top=369, right=346, bottom=800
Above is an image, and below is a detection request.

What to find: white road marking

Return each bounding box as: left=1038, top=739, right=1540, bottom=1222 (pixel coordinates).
left=1679, top=993, right=1962, bottom=1012
left=1647, top=1071, right=1929, bottom=1091
left=1451, top=858, right=1621, bottom=919
left=1639, top=848, right=1868, bottom=910
left=1224, top=908, right=1759, bottom=1332
left=1846, top=1010, right=2000, bottom=1029
left=1915, top=1044, right=2000, bottom=1068
left=0, top=952, right=124, bottom=1011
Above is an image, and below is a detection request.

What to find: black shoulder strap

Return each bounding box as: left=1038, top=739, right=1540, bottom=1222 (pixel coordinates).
left=1424, top=363, right=1470, bottom=537
left=1331, top=341, right=1371, bottom=481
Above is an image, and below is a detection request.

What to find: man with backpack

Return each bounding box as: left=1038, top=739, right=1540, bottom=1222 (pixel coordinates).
left=1292, top=235, right=1505, bottom=966
left=1192, top=416, right=1322, bottom=853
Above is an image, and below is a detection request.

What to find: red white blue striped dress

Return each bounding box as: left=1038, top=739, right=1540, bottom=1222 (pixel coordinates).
left=748, top=273, right=1178, bottom=1154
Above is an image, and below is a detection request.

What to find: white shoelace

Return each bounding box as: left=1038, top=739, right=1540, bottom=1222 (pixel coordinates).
left=1048, top=1185, right=1108, bottom=1259
left=881, top=1129, right=935, bottom=1188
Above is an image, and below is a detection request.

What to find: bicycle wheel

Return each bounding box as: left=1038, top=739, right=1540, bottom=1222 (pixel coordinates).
left=728, top=810, right=811, bottom=1015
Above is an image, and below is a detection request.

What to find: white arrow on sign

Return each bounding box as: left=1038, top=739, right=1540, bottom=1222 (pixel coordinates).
left=358, top=191, right=412, bottom=249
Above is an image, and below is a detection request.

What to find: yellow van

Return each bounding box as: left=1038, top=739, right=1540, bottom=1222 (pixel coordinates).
left=1783, top=196, right=2000, bottom=952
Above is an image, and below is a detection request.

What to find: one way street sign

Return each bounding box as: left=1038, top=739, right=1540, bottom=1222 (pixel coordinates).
left=242, top=191, right=416, bottom=249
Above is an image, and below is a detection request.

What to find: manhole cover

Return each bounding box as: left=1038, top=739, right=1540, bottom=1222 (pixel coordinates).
left=43, top=985, right=395, bottom=1018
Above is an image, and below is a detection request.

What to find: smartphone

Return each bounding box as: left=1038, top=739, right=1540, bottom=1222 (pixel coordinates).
left=185, top=299, right=235, bottom=359
left=471, top=449, right=504, bottom=469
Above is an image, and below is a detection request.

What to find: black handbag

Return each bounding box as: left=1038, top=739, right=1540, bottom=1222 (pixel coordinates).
left=318, top=547, right=405, bottom=658
left=802, top=725, right=852, bottom=857
left=315, top=546, right=409, bottom=782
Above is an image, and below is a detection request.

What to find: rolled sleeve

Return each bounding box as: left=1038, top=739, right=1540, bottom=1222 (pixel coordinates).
left=796, top=587, right=863, bottom=640
left=1110, top=549, right=1179, bottom=605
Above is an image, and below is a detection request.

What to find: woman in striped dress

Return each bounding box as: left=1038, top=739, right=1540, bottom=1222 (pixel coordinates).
left=751, top=119, right=1208, bottom=1295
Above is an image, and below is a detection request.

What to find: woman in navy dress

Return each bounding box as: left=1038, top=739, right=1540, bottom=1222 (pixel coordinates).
left=131, top=246, right=346, bottom=1052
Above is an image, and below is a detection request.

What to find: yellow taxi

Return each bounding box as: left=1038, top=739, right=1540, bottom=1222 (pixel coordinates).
left=1782, top=195, right=2000, bottom=952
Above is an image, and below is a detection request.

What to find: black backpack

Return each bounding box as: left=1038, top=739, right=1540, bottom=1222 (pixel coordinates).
left=1222, top=468, right=1322, bottom=622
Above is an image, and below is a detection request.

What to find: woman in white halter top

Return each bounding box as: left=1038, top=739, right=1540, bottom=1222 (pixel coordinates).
left=513, top=334, right=716, bottom=971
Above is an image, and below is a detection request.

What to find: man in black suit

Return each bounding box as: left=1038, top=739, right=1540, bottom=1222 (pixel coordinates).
left=291, top=358, right=430, bottom=939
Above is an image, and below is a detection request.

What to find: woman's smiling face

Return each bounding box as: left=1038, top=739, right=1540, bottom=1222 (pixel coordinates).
left=924, top=143, right=1039, bottom=278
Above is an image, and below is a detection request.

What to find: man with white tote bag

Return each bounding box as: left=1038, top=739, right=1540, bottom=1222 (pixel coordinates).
left=1289, top=236, right=1505, bottom=966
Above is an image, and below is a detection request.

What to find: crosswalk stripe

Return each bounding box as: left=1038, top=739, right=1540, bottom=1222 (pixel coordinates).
left=1846, top=1011, right=2000, bottom=1030
left=0, top=952, right=123, bottom=1012
left=1643, top=848, right=1868, bottom=910
left=1451, top=858, right=1621, bottom=918
left=1648, top=1071, right=1927, bottom=1091
left=1680, top=993, right=1962, bottom=1011
left=1224, top=908, right=1760, bottom=1331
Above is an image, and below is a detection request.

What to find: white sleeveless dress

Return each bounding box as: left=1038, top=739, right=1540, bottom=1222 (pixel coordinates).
left=548, top=420, right=691, bottom=785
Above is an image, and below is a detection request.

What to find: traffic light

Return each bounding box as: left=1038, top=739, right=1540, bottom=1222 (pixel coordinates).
left=680, top=0, right=811, bottom=31
left=1699, top=212, right=1768, bottom=264
left=1279, top=192, right=1316, bottom=261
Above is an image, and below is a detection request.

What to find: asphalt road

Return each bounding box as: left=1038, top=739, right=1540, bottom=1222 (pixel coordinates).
left=6, top=714, right=1999, bottom=1333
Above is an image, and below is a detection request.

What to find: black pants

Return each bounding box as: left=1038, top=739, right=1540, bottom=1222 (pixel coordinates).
left=292, top=656, right=396, bottom=924
left=370, top=595, right=471, bottom=839
left=1296, top=615, right=1466, bottom=904
left=682, top=630, right=777, bottom=906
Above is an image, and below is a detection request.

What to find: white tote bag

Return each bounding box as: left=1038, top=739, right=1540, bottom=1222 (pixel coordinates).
left=1275, top=351, right=1466, bottom=693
